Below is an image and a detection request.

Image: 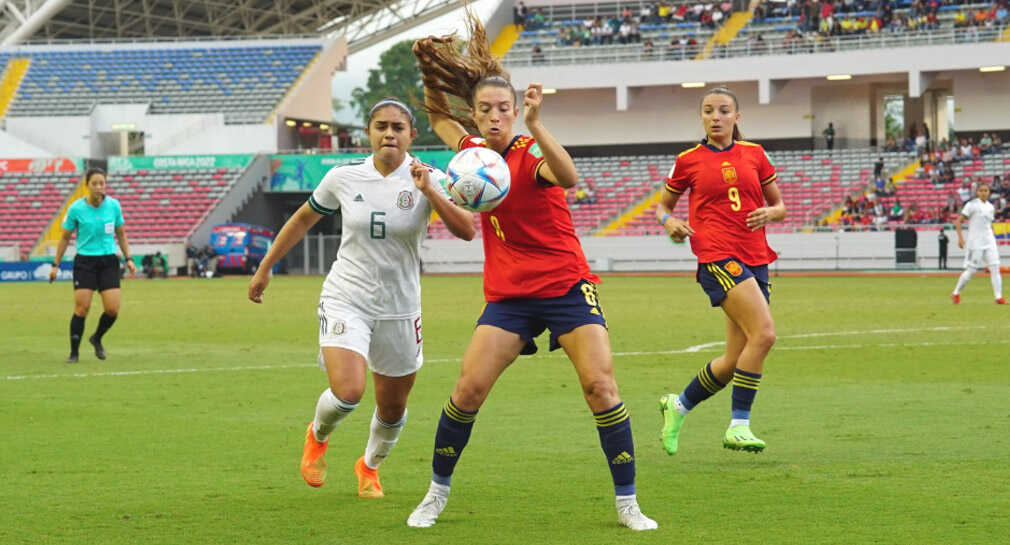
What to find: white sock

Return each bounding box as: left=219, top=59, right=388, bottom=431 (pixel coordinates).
left=953, top=267, right=975, bottom=295
left=730, top=418, right=750, bottom=428
left=989, top=265, right=1002, bottom=299
left=312, top=389, right=358, bottom=442
left=364, top=408, right=406, bottom=469
left=616, top=494, right=638, bottom=507
left=428, top=480, right=450, bottom=498
left=672, top=395, right=690, bottom=416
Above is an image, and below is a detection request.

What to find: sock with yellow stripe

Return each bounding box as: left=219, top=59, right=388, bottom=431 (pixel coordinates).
left=431, top=397, right=477, bottom=486
left=677, top=361, right=726, bottom=413
left=594, top=402, right=636, bottom=496
left=731, top=369, right=762, bottom=424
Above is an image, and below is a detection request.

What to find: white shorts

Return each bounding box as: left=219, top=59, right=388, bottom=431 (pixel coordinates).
left=317, top=298, right=423, bottom=378
left=964, top=246, right=1001, bottom=269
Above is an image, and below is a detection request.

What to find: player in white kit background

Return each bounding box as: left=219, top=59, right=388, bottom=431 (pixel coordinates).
left=248, top=98, right=476, bottom=497
left=951, top=182, right=1006, bottom=305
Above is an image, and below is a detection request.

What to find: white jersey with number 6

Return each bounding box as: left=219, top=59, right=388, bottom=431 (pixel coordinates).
left=960, top=198, right=998, bottom=250
left=308, top=154, right=449, bottom=319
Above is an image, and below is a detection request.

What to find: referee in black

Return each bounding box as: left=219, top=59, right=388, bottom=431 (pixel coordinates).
left=49, top=168, right=137, bottom=362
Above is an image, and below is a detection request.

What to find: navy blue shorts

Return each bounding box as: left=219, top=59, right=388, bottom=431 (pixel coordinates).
left=476, top=279, right=608, bottom=355
left=697, top=257, right=771, bottom=307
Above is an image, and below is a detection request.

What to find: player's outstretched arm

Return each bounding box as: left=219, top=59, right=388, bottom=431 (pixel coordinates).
left=523, top=83, right=578, bottom=188
left=249, top=203, right=323, bottom=303
left=656, top=190, right=694, bottom=242
left=411, top=160, right=475, bottom=241
left=747, top=181, right=787, bottom=231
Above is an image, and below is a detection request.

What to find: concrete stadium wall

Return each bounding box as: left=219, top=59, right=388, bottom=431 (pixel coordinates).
left=419, top=231, right=1007, bottom=273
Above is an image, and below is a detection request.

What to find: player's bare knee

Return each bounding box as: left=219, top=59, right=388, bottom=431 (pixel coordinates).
left=750, top=326, right=776, bottom=352
left=451, top=381, right=487, bottom=412
left=582, top=377, right=619, bottom=408
left=376, top=402, right=406, bottom=423
left=74, top=304, right=90, bottom=316
left=104, top=308, right=119, bottom=318
left=330, top=382, right=365, bottom=404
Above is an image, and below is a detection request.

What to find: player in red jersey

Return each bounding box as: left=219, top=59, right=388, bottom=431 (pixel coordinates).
left=405, top=11, right=656, bottom=531
left=656, top=87, right=786, bottom=455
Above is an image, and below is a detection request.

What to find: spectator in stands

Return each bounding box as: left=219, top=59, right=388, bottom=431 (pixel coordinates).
left=992, top=133, right=1003, bottom=149
left=531, top=45, right=545, bottom=65
left=575, top=185, right=590, bottom=204
left=890, top=198, right=904, bottom=221
left=884, top=177, right=897, bottom=196
left=200, top=244, right=218, bottom=278
left=874, top=156, right=884, bottom=179
left=48, top=168, right=137, bottom=363
left=823, top=122, right=836, bottom=151
left=658, top=2, right=672, bottom=21
left=619, top=19, right=633, bottom=43
left=884, top=137, right=899, bottom=152
left=979, top=132, right=993, bottom=154
left=752, top=33, right=767, bottom=55
left=513, top=1, right=525, bottom=26
left=643, top=38, right=656, bottom=60
left=946, top=191, right=961, bottom=215
left=873, top=199, right=888, bottom=226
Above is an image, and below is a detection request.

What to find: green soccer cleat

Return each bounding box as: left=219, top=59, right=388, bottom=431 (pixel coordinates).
left=659, top=394, right=686, bottom=455
left=723, top=425, right=766, bottom=453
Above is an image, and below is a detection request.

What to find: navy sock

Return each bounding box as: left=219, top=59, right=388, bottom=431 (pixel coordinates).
left=93, top=312, right=117, bottom=341
left=679, top=361, right=726, bottom=410
left=731, top=369, right=762, bottom=420
left=69, top=314, right=85, bottom=355
left=594, top=402, right=636, bottom=496
left=431, top=397, right=477, bottom=486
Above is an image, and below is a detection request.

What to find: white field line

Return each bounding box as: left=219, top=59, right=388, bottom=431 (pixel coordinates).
left=2, top=325, right=998, bottom=382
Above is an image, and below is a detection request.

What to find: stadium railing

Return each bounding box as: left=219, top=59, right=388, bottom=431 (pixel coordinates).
left=502, top=24, right=1007, bottom=66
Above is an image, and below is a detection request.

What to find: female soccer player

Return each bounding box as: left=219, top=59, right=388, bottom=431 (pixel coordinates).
left=49, top=168, right=137, bottom=363
left=248, top=98, right=475, bottom=498
left=951, top=182, right=1005, bottom=304
left=406, top=13, right=656, bottom=531
left=657, top=87, right=786, bottom=455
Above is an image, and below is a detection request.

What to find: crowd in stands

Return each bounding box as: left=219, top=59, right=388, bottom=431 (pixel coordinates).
left=513, top=0, right=732, bottom=51
left=754, top=0, right=1008, bottom=39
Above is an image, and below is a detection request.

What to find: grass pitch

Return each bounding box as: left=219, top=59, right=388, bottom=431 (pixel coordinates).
left=2, top=274, right=1008, bottom=544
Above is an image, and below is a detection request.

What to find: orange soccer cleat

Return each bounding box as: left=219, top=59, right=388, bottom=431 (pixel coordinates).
left=354, top=456, right=384, bottom=498
left=997, top=298, right=1008, bottom=305
left=951, top=294, right=960, bottom=305
left=300, top=423, right=328, bottom=487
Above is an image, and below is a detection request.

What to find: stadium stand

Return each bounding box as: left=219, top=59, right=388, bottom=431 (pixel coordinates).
left=0, top=170, right=79, bottom=258
left=0, top=42, right=322, bottom=124
left=502, top=0, right=1008, bottom=65
left=104, top=166, right=248, bottom=242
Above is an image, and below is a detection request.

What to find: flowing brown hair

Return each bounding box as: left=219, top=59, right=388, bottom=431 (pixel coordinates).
left=701, top=86, right=742, bottom=141
left=413, top=9, right=515, bottom=132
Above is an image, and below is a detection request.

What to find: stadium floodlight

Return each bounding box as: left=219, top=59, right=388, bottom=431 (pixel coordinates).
left=681, top=82, right=706, bottom=88
left=285, top=120, right=297, bottom=127
left=320, top=124, right=330, bottom=130
left=541, top=88, right=557, bottom=95
left=826, top=74, right=852, bottom=81
left=979, top=66, right=1005, bottom=73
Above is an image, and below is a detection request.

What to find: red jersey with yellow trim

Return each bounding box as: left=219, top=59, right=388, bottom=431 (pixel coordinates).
left=665, top=139, right=778, bottom=265
left=459, top=134, right=599, bottom=301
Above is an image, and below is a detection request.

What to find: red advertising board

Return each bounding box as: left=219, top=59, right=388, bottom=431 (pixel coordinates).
left=0, top=158, right=82, bottom=174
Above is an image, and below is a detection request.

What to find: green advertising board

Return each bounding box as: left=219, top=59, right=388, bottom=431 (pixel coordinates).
left=108, top=154, right=253, bottom=172
left=268, top=150, right=456, bottom=192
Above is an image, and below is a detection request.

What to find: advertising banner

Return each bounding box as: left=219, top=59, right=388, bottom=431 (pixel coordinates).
left=107, top=155, right=253, bottom=172
left=0, top=261, right=73, bottom=282
left=268, top=150, right=456, bottom=192
left=0, top=158, right=82, bottom=174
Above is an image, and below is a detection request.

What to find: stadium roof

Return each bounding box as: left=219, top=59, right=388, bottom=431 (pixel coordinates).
left=1, top=0, right=465, bottom=51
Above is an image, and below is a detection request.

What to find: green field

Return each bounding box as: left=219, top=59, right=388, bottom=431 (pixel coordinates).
left=2, top=274, right=1008, bottom=544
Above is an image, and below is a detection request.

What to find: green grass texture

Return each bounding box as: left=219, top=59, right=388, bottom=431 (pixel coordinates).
left=2, top=274, right=1008, bottom=544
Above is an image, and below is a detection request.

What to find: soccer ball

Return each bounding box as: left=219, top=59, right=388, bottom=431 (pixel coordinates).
left=445, top=146, right=511, bottom=213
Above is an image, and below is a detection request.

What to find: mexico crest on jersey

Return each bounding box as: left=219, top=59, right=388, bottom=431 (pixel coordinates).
left=397, top=190, right=415, bottom=210
left=721, top=161, right=737, bottom=185
left=725, top=260, right=743, bottom=277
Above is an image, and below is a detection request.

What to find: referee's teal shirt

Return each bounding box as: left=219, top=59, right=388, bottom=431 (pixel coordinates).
left=62, top=197, right=124, bottom=256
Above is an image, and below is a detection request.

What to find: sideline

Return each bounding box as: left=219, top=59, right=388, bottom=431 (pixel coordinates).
left=3, top=326, right=995, bottom=382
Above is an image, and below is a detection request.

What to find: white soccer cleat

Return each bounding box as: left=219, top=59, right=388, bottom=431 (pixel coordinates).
left=616, top=496, right=658, bottom=531
left=406, top=483, right=449, bottom=528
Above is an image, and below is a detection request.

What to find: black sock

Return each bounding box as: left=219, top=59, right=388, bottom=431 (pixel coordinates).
left=93, top=312, right=117, bottom=341
left=70, top=314, right=85, bottom=355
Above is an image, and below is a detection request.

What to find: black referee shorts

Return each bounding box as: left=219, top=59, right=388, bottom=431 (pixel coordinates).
left=73, top=254, right=121, bottom=292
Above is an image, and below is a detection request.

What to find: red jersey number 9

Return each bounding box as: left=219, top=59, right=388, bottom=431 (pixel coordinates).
left=490, top=215, right=506, bottom=241
left=728, top=187, right=742, bottom=212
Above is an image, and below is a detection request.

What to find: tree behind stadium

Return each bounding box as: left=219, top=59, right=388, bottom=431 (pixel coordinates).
left=351, top=40, right=442, bottom=147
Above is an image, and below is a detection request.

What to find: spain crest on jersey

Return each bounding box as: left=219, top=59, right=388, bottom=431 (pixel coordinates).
left=721, top=161, right=737, bottom=185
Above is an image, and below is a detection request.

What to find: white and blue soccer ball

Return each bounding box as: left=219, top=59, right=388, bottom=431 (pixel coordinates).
left=445, top=146, right=511, bottom=213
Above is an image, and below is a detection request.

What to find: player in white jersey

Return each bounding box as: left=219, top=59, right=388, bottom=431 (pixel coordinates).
left=951, top=182, right=1006, bottom=304
left=248, top=98, right=476, bottom=497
